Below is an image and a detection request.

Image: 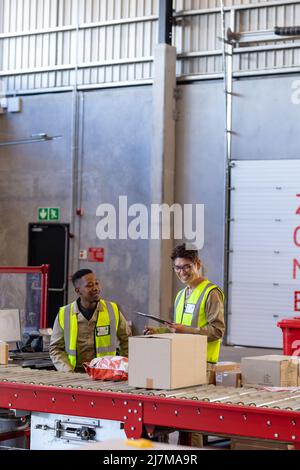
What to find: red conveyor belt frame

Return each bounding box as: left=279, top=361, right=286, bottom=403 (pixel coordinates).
left=0, top=381, right=299, bottom=448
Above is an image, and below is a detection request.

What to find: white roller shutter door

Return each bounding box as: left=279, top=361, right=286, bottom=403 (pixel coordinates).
left=227, top=160, right=300, bottom=347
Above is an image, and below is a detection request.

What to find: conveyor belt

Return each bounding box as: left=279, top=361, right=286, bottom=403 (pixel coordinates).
left=1, top=364, right=300, bottom=445
left=1, top=365, right=300, bottom=411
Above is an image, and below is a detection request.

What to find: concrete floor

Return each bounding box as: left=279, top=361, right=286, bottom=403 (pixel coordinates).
left=219, top=344, right=282, bottom=363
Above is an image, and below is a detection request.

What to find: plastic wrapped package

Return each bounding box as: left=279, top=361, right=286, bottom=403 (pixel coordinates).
left=84, top=356, right=128, bottom=381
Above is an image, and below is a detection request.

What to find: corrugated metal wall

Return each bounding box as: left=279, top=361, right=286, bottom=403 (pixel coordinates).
left=1, top=0, right=300, bottom=93
left=174, top=0, right=300, bottom=79
left=0, top=0, right=158, bottom=92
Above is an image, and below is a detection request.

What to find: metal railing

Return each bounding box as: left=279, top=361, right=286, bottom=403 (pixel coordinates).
left=0, top=265, right=49, bottom=328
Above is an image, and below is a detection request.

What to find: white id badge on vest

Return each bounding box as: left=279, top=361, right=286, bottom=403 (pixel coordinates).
left=184, top=303, right=196, bottom=315
left=96, top=326, right=110, bottom=337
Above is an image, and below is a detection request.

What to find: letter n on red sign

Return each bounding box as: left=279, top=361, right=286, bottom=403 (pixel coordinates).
left=293, top=259, right=300, bottom=279
left=88, top=248, right=105, bottom=262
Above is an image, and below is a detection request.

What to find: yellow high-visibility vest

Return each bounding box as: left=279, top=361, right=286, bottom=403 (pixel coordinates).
left=58, top=299, right=120, bottom=369
left=174, top=280, right=224, bottom=363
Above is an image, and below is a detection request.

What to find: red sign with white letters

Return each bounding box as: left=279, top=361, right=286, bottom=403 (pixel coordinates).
left=88, top=247, right=105, bottom=263
left=294, top=194, right=300, bottom=312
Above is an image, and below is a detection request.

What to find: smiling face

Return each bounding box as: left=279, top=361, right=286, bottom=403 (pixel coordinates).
left=75, top=272, right=101, bottom=305
left=173, top=257, right=201, bottom=286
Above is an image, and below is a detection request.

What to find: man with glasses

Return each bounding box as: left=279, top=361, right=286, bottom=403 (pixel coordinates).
left=144, top=244, right=225, bottom=447
left=144, top=243, right=225, bottom=365
left=50, top=269, right=131, bottom=372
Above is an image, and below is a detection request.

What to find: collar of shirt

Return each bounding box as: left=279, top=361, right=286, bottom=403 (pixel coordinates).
left=74, top=298, right=104, bottom=316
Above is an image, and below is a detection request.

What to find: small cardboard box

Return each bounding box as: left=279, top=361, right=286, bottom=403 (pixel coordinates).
left=241, top=355, right=299, bottom=387
left=207, top=362, right=241, bottom=385
left=216, top=370, right=241, bottom=387
left=0, top=342, right=9, bottom=365
left=128, top=334, right=207, bottom=389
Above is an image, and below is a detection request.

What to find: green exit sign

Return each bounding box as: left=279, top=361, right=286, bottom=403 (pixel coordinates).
left=49, top=208, right=60, bottom=221
left=38, top=207, right=60, bottom=222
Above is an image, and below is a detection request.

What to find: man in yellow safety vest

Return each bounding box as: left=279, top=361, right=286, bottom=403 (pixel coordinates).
left=145, top=243, right=225, bottom=365
left=50, top=269, right=131, bottom=372
left=145, top=243, right=225, bottom=448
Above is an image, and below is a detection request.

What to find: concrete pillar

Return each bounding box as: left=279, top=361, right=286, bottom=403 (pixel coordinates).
left=148, top=43, right=177, bottom=322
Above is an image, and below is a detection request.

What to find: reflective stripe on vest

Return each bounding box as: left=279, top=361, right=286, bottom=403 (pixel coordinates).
left=191, top=283, right=214, bottom=328
left=174, top=290, right=185, bottom=312
left=59, top=300, right=120, bottom=368
left=59, top=303, right=77, bottom=369
left=174, top=280, right=224, bottom=364
left=95, top=300, right=119, bottom=356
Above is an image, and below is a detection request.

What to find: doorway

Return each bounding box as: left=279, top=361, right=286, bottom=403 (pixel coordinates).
left=28, top=223, right=69, bottom=327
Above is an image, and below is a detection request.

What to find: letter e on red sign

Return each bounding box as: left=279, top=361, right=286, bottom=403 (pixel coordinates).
left=295, top=291, right=300, bottom=312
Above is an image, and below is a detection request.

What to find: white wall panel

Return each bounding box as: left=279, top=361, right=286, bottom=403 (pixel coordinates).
left=228, top=160, right=300, bottom=348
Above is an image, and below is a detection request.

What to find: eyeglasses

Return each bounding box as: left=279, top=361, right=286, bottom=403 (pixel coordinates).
left=173, top=263, right=194, bottom=274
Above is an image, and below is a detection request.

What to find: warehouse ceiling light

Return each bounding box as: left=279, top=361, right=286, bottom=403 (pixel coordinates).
left=0, top=133, right=62, bottom=147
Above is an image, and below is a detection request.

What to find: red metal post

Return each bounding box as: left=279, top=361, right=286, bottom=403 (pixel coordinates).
left=0, top=266, right=46, bottom=274
left=40, top=264, right=49, bottom=328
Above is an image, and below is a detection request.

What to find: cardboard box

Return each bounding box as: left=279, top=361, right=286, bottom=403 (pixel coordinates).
left=241, top=355, right=299, bottom=387
left=291, top=356, right=300, bottom=386
left=128, top=334, right=207, bottom=389
left=214, top=361, right=240, bottom=372
left=216, top=370, right=242, bottom=387
left=207, top=362, right=240, bottom=385
left=231, top=437, right=294, bottom=450
left=292, top=356, right=300, bottom=386
left=0, top=342, right=9, bottom=365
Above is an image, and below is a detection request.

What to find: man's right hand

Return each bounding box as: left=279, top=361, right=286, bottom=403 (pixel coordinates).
left=143, top=326, right=157, bottom=335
